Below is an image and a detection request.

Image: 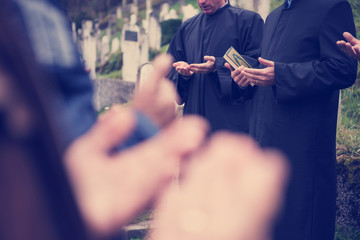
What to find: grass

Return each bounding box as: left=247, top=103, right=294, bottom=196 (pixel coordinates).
left=337, top=80, right=360, bottom=157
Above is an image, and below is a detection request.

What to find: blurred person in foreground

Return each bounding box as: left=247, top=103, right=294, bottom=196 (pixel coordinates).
left=226, top=0, right=357, bottom=239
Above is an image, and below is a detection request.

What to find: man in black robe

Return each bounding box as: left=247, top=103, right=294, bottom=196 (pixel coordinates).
left=167, top=0, right=263, bottom=133
left=229, top=0, right=357, bottom=239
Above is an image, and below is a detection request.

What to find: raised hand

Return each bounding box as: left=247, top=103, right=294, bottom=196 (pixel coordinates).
left=150, top=133, right=288, bottom=240
left=188, top=56, right=216, bottom=74
left=224, top=63, right=250, bottom=87
left=173, top=61, right=194, bottom=77
left=337, top=32, right=360, bottom=61
left=133, top=54, right=179, bottom=127
left=65, top=107, right=208, bottom=235
left=243, top=57, right=275, bottom=86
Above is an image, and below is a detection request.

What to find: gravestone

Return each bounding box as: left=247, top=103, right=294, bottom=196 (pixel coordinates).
left=159, top=3, right=170, bottom=22
left=130, top=3, right=138, bottom=18
left=111, top=37, right=120, bottom=53
left=82, top=20, right=97, bottom=78
left=116, top=6, right=122, bottom=19
left=122, top=14, right=141, bottom=82
left=140, top=22, right=149, bottom=64
left=148, top=14, right=161, bottom=51
left=182, top=4, right=199, bottom=22
left=101, top=33, right=110, bottom=64
left=72, top=22, right=77, bottom=42
left=137, top=63, right=154, bottom=91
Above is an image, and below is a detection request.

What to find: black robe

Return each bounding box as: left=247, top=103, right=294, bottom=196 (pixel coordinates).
left=249, top=0, right=357, bottom=239
left=167, top=2, right=263, bottom=133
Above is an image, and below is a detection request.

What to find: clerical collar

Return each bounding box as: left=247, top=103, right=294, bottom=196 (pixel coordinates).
left=287, top=0, right=292, bottom=8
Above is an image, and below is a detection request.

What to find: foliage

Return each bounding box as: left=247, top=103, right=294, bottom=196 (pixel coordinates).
left=270, top=0, right=283, bottom=11
left=349, top=0, right=360, bottom=37
left=160, top=19, right=182, bottom=46
left=336, top=79, right=360, bottom=237
left=335, top=225, right=360, bottom=240
left=161, top=44, right=169, bottom=53
left=337, top=80, right=360, bottom=155
left=149, top=48, right=161, bottom=61
left=96, top=50, right=123, bottom=75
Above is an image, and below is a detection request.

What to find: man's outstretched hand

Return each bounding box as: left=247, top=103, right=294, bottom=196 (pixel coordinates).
left=337, top=32, right=360, bottom=61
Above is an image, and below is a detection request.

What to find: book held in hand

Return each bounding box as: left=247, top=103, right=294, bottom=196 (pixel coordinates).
left=223, top=46, right=254, bottom=86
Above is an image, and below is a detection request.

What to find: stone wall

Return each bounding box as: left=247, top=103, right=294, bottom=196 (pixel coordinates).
left=92, top=78, right=135, bottom=112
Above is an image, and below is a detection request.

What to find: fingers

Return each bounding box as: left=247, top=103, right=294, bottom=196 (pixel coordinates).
left=204, top=55, right=215, bottom=62
left=188, top=63, right=215, bottom=74
left=337, top=40, right=348, bottom=53
left=173, top=61, right=194, bottom=76
left=151, top=133, right=288, bottom=240
left=338, top=33, right=360, bottom=60
left=84, top=107, right=137, bottom=153
left=173, top=61, right=187, bottom=68
left=258, top=57, right=275, bottom=67
left=188, top=56, right=215, bottom=74
left=343, top=32, right=359, bottom=46
left=230, top=66, right=250, bottom=87
left=224, top=62, right=234, bottom=71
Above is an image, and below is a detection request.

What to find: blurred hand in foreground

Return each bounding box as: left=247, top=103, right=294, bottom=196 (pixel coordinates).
left=151, top=133, right=288, bottom=240
left=133, top=54, right=179, bottom=127
left=65, top=106, right=208, bottom=235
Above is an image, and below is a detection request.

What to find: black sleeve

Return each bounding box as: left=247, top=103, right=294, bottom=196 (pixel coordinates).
left=215, top=12, right=263, bottom=102
left=273, top=1, right=357, bottom=102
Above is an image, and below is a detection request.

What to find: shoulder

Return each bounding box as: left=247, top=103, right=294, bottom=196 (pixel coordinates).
left=312, top=0, right=352, bottom=22
left=226, top=5, right=263, bottom=22
left=266, top=4, right=283, bottom=21
left=181, top=13, right=203, bottom=28
left=313, top=0, right=350, bottom=10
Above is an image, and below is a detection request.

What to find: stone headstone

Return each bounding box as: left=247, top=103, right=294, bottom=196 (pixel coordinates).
left=140, top=28, right=149, bottom=64
left=148, top=14, right=161, bottom=51
left=111, top=37, right=120, bottom=53
left=121, top=14, right=141, bottom=82
left=101, top=34, right=110, bottom=63
left=137, top=63, right=153, bottom=90
left=130, top=3, right=138, bottom=18
left=159, top=3, right=170, bottom=22
left=182, top=4, right=199, bottom=22
left=82, top=20, right=97, bottom=78
left=166, top=9, right=178, bottom=20
left=116, top=6, right=122, bottom=19
left=72, top=22, right=77, bottom=42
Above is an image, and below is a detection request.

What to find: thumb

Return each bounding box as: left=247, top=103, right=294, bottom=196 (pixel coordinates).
left=204, top=55, right=216, bottom=62
left=142, top=54, right=173, bottom=91
left=343, top=32, right=359, bottom=46
left=86, top=106, right=137, bottom=152
left=259, top=57, right=275, bottom=67
left=224, top=62, right=234, bottom=71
